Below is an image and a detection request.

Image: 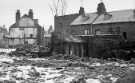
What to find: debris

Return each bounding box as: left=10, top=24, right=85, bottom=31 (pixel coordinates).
left=0, top=48, right=134, bottom=83
left=115, top=71, right=135, bottom=83
left=86, top=79, right=101, bottom=83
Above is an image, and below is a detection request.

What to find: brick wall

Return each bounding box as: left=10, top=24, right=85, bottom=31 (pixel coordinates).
left=93, top=22, right=135, bottom=41
left=69, top=22, right=135, bottom=41
left=70, top=25, right=90, bottom=35
left=54, top=14, right=78, bottom=34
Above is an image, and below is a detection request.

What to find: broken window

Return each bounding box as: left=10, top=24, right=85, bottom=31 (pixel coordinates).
left=30, top=34, right=33, bottom=38
left=123, top=32, right=127, bottom=40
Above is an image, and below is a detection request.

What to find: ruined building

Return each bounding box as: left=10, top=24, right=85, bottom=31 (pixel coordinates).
left=8, top=9, right=44, bottom=47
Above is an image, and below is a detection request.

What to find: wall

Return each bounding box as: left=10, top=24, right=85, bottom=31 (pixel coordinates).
left=9, top=28, right=37, bottom=38
left=70, top=25, right=90, bottom=35
left=69, top=22, right=135, bottom=42
left=54, top=14, right=78, bottom=34
left=93, top=22, right=135, bottom=41
left=8, top=39, right=36, bottom=46
left=8, top=27, right=38, bottom=46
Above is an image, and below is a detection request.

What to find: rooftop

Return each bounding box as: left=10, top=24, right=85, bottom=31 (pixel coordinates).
left=71, top=9, right=135, bottom=25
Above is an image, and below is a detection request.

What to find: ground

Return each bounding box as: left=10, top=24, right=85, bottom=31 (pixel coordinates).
left=0, top=49, right=135, bottom=83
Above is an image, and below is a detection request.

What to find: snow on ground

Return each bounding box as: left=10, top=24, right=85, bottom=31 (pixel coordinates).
left=0, top=51, right=134, bottom=83
left=0, top=48, right=16, bottom=53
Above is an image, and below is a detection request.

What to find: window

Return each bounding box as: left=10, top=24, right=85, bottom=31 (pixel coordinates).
left=19, top=28, right=24, bottom=30
left=95, top=29, right=101, bottom=35
left=108, top=27, right=113, bottom=34
left=84, top=30, right=89, bottom=35
left=123, top=32, right=127, bottom=40
left=116, top=27, right=120, bottom=34
left=30, top=34, right=33, bottom=38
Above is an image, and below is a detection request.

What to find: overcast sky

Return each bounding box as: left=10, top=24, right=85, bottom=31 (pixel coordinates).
left=0, top=0, right=134, bottom=30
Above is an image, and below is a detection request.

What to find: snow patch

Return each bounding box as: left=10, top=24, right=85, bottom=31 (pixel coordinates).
left=86, top=78, right=101, bottom=83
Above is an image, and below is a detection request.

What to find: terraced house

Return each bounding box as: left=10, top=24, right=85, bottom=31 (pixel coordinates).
left=54, top=2, right=135, bottom=57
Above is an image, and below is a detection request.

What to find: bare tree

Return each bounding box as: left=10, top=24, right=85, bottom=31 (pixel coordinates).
left=49, top=0, right=67, bottom=16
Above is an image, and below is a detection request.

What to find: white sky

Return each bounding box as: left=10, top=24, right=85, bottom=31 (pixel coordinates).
left=0, top=0, right=134, bottom=30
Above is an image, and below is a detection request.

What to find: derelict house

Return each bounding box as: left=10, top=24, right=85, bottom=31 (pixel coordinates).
left=8, top=9, right=44, bottom=47
left=54, top=2, right=135, bottom=57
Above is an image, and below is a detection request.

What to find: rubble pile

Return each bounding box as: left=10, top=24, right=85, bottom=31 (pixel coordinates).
left=9, top=45, right=38, bottom=57
left=9, top=45, right=51, bottom=57
left=0, top=48, right=135, bottom=83
left=0, top=53, right=134, bottom=83
left=50, top=54, right=81, bottom=61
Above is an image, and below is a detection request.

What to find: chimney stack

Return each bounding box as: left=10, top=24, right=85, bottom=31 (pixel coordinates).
left=16, top=9, right=20, bottom=22
left=79, top=7, right=85, bottom=16
left=28, top=9, right=33, bottom=19
left=97, top=2, right=107, bottom=15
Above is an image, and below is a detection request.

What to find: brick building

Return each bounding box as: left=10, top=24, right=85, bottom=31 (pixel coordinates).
left=8, top=9, right=44, bottom=47
left=55, top=2, right=135, bottom=41
left=54, top=13, right=79, bottom=38
left=54, top=2, right=135, bottom=57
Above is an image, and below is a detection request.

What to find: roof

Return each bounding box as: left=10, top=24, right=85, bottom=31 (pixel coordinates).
left=94, top=9, right=135, bottom=24
left=71, top=9, right=135, bottom=25
left=70, top=13, right=98, bottom=25
left=9, top=17, right=41, bottom=28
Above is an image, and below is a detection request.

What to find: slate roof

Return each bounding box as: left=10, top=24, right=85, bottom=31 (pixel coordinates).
left=71, top=9, right=135, bottom=25
left=70, top=13, right=98, bottom=25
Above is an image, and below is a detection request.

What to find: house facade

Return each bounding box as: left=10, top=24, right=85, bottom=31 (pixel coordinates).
left=55, top=2, right=135, bottom=41
left=8, top=9, right=44, bottom=47
left=71, top=8, right=135, bottom=41
left=54, top=2, right=135, bottom=57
